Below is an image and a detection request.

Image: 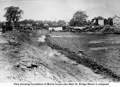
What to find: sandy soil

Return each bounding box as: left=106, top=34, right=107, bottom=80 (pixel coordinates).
left=0, top=31, right=113, bottom=82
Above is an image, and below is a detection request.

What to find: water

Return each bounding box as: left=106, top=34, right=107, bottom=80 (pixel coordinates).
left=49, top=32, right=120, bottom=76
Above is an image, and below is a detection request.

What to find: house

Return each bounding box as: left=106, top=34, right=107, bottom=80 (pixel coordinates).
left=112, top=15, right=120, bottom=26
left=49, top=27, right=63, bottom=31
left=92, top=16, right=105, bottom=26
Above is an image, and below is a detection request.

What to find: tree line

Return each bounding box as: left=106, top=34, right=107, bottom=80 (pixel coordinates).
left=0, top=6, right=89, bottom=31
left=20, top=19, right=66, bottom=27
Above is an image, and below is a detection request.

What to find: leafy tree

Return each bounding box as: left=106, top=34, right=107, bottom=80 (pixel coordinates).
left=69, top=10, right=88, bottom=26
left=57, top=20, right=66, bottom=27
left=108, top=17, right=113, bottom=25
left=4, top=6, right=23, bottom=27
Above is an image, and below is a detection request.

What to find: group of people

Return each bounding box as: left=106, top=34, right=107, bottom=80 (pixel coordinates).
left=2, top=22, right=13, bottom=33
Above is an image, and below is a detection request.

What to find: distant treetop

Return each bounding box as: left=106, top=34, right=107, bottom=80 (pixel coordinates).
left=4, top=6, right=23, bottom=23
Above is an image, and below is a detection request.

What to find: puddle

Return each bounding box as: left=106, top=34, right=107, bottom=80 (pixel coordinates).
left=38, top=35, right=46, bottom=42
left=89, top=41, right=103, bottom=44
left=90, top=47, right=107, bottom=51
left=51, top=35, right=80, bottom=38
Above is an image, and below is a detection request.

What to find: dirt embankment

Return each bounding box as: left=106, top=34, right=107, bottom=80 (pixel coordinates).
left=0, top=30, right=114, bottom=82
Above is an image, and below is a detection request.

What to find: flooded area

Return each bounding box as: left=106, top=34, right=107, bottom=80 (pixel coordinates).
left=48, top=32, right=120, bottom=76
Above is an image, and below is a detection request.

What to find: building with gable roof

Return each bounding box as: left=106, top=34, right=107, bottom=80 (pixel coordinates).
left=112, top=15, right=120, bottom=26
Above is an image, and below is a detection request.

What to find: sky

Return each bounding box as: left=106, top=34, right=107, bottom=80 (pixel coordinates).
left=0, top=0, right=120, bottom=22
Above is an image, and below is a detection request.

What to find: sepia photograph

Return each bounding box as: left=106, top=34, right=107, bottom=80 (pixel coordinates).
left=0, top=0, right=120, bottom=86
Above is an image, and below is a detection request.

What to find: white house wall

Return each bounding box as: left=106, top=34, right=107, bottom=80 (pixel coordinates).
left=98, top=20, right=104, bottom=26
left=113, top=17, right=120, bottom=25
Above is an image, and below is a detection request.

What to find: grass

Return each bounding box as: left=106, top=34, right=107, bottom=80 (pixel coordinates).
left=46, top=36, right=120, bottom=82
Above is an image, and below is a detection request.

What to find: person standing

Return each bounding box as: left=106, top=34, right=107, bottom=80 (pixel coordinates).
left=2, top=22, right=6, bottom=33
